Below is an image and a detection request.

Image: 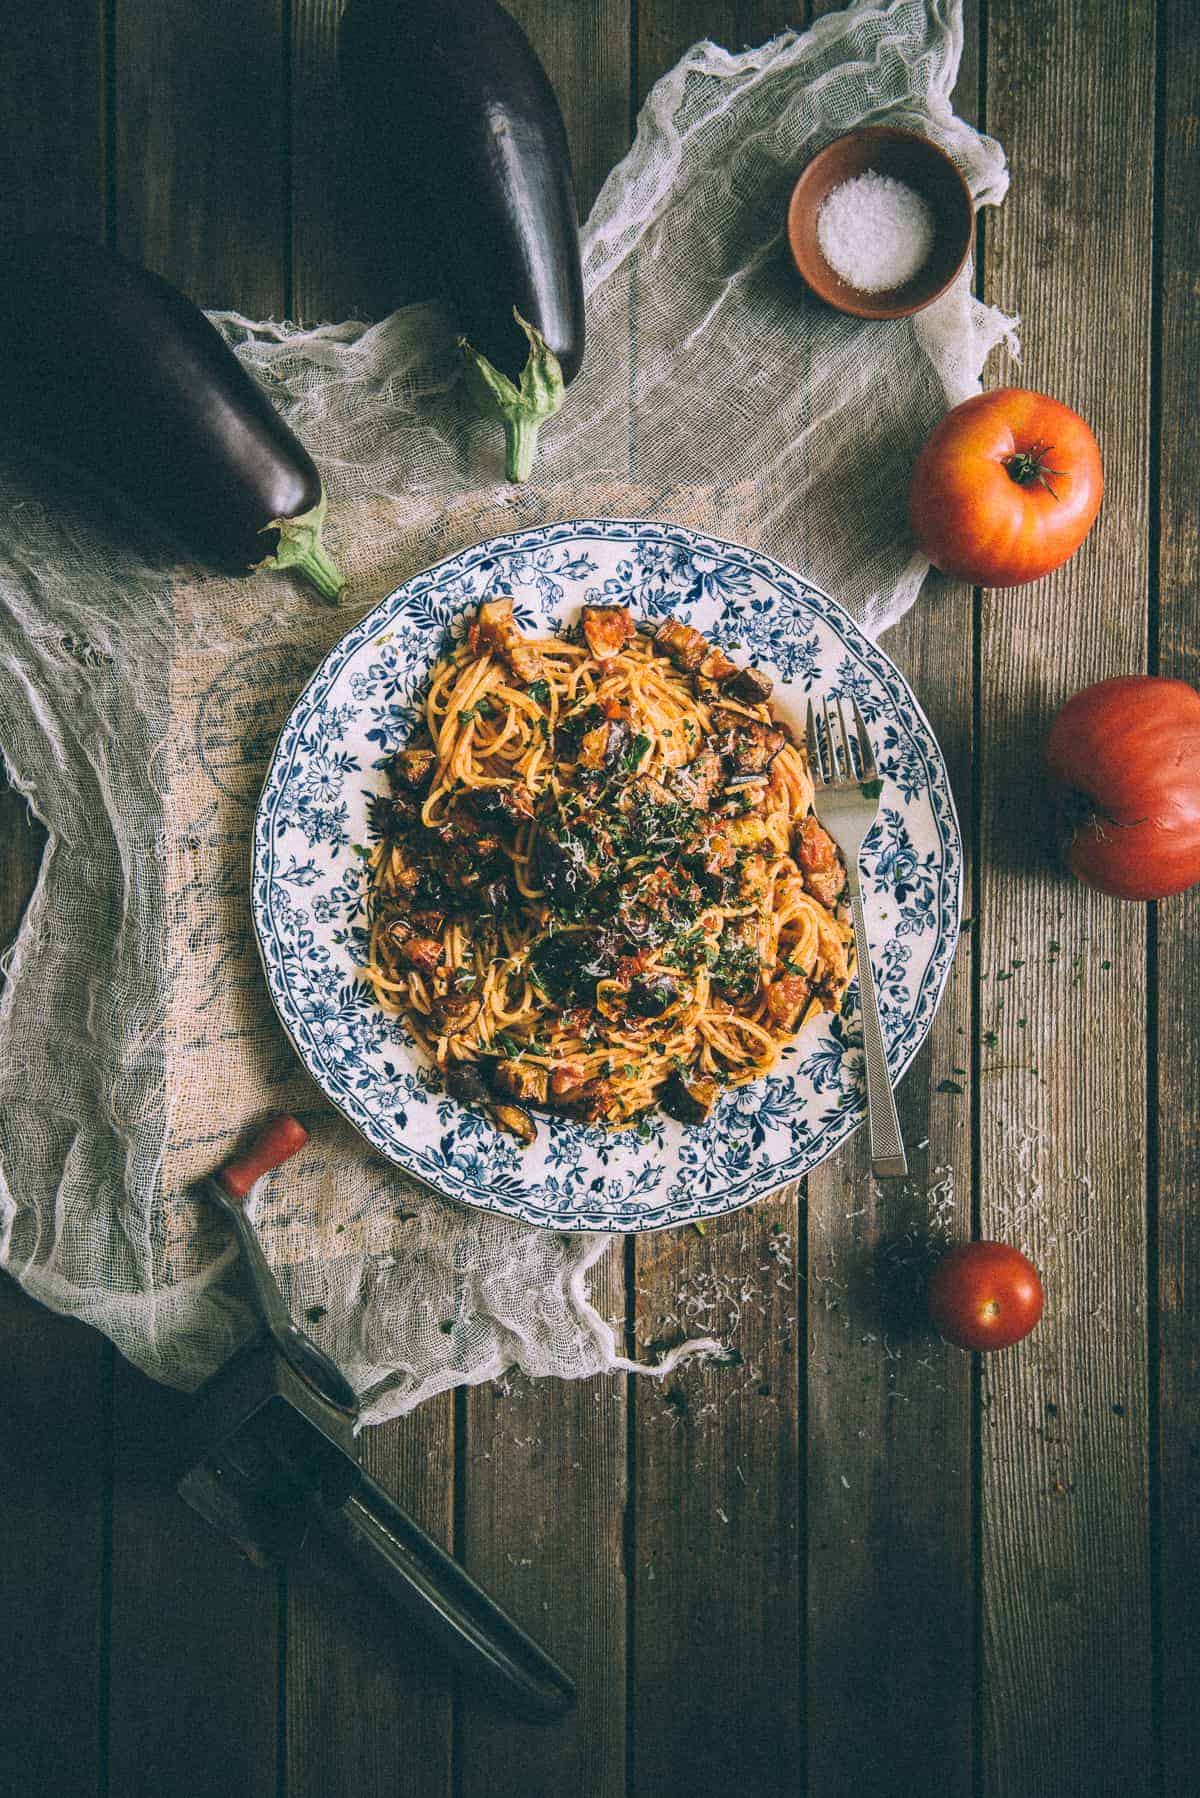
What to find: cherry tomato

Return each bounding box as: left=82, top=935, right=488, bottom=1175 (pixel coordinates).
left=1045, top=674, right=1200, bottom=900
left=927, top=1240, right=1044, bottom=1351
left=909, top=387, right=1103, bottom=587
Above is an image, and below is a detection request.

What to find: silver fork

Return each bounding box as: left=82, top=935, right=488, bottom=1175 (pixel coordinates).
left=805, top=694, right=908, bottom=1180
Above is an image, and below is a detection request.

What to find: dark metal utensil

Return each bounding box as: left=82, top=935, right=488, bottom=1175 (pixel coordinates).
left=178, top=1116, right=575, bottom=1724
left=203, top=1117, right=359, bottom=1413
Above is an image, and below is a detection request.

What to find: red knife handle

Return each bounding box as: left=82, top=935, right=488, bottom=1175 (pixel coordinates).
left=217, top=1115, right=309, bottom=1200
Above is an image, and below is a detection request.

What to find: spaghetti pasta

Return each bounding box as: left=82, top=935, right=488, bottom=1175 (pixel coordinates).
left=361, top=597, right=853, bottom=1144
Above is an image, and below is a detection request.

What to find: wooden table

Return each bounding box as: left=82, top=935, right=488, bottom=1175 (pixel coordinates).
left=1, top=3, right=1196, bottom=1794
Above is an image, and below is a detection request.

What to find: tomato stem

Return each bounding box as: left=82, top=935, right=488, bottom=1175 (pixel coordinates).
left=1003, top=441, right=1067, bottom=499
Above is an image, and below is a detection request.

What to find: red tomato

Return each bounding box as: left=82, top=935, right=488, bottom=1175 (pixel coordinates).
left=1045, top=675, right=1200, bottom=900
left=927, top=1241, right=1044, bottom=1352
left=909, top=387, right=1103, bottom=586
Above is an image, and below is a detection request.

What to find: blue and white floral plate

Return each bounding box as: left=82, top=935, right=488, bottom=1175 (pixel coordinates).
left=253, top=520, right=961, bottom=1232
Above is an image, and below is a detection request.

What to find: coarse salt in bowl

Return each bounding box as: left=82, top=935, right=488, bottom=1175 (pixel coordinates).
left=786, top=126, right=975, bottom=321
left=816, top=172, right=934, bottom=293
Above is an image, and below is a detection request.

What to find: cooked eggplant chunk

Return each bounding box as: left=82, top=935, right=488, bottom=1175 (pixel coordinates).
left=391, top=746, right=437, bottom=792
left=721, top=664, right=773, bottom=705
left=582, top=604, right=635, bottom=662
left=446, top=1062, right=536, bottom=1145
left=698, top=645, right=740, bottom=683
left=491, top=1059, right=550, bottom=1105
left=626, top=973, right=681, bottom=1018
left=445, top=1063, right=492, bottom=1109
left=653, top=616, right=709, bottom=672
left=765, top=973, right=811, bottom=1031
left=662, top=1072, right=721, bottom=1124
left=796, top=815, right=846, bottom=907
left=711, top=710, right=787, bottom=775
left=472, top=595, right=546, bottom=682
left=469, top=783, right=536, bottom=829
left=387, top=927, right=444, bottom=978
left=669, top=747, right=723, bottom=806
left=491, top=1102, right=537, bottom=1146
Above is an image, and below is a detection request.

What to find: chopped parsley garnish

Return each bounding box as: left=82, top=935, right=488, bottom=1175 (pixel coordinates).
left=624, top=731, right=652, bottom=772
left=527, top=678, right=551, bottom=706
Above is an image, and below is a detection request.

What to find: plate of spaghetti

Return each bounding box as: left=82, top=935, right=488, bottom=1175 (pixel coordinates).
left=253, top=520, right=961, bottom=1231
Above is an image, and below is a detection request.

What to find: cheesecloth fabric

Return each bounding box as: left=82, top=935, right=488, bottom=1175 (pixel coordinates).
left=0, top=0, right=1013, bottom=1423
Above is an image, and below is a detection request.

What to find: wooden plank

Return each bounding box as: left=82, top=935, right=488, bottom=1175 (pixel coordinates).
left=0, top=0, right=105, bottom=239
left=106, top=1360, right=280, bottom=1798
left=1154, top=2, right=1200, bottom=1790
left=455, top=10, right=632, bottom=1794
left=0, top=7, right=108, bottom=1785
left=0, top=1281, right=108, bottom=1798
left=637, top=0, right=788, bottom=79
left=976, top=2, right=1155, bottom=1792
left=805, top=600, right=975, bottom=1798
left=102, top=9, right=290, bottom=1794
left=627, top=12, right=801, bottom=1796
left=459, top=1268, right=628, bottom=1798
left=631, top=1196, right=802, bottom=1797
left=114, top=0, right=287, bottom=310
left=802, top=7, right=978, bottom=1793
left=285, top=1411, right=455, bottom=1798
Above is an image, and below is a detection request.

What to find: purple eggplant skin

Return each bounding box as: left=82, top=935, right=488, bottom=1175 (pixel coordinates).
left=342, top=0, right=585, bottom=476
left=0, top=235, right=343, bottom=599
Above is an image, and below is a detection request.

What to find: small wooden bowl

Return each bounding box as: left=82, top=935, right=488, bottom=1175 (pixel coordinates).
left=786, top=126, right=974, bottom=320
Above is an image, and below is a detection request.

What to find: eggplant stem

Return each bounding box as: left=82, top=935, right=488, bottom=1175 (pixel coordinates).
left=459, top=309, right=565, bottom=484
left=255, top=492, right=345, bottom=601
left=505, top=414, right=542, bottom=483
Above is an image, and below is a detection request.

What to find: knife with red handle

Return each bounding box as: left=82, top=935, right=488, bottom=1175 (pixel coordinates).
left=195, top=1116, right=575, bottom=1723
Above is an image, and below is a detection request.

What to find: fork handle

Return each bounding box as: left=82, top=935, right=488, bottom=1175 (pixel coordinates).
left=848, top=886, right=908, bottom=1179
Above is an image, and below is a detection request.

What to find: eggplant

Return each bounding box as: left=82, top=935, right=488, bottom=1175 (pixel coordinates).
left=0, top=235, right=343, bottom=599
left=343, top=0, right=585, bottom=481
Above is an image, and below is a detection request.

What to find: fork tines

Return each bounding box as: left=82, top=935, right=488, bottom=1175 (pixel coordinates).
left=805, top=694, right=877, bottom=786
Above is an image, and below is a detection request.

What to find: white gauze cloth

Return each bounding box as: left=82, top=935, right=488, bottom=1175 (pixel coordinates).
left=0, top=0, right=1012, bottom=1423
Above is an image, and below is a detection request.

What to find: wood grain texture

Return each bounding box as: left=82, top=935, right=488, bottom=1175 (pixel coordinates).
left=459, top=1302, right=627, bottom=1798
left=0, top=0, right=105, bottom=239
left=977, top=3, right=1155, bottom=1792
left=805, top=575, right=975, bottom=1798
left=114, top=0, right=286, bottom=310
left=627, top=16, right=804, bottom=1796
left=802, top=6, right=978, bottom=1795
left=102, top=9, right=291, bottom=1793
left=630, top=1194, right=802, bottom=1798
left=106, top=1361, right=280, bottom=1798
left=1154, top=2, right=1200, bottom=1791
left=638, top=0, right=793, bottom=75
left=0, top=18, right=107, bottom=1786
left=0, top=1280, right=108, bottom=1798
left=285, top=1411, right=455, bottom=1798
